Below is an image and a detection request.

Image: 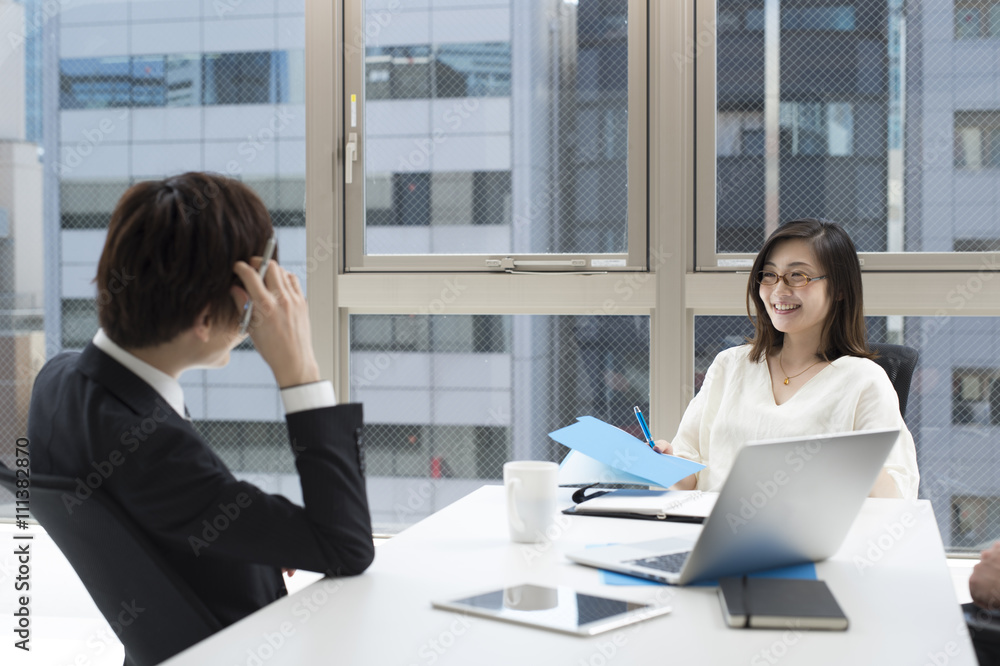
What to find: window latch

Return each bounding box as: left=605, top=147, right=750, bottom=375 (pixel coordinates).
left=345, top=133, right=358, bottom=184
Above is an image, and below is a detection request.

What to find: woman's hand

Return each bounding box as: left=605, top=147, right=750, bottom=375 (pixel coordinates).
left=652, top=439, right=673, bottom=455
left=652, top=439, right=698, bottom=490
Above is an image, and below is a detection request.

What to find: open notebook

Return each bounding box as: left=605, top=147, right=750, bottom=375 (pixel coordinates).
left=564, top=489, right=718, bottom=522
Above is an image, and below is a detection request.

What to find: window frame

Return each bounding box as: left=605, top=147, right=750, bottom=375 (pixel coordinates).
left=339, top=0, right=649, bottom=273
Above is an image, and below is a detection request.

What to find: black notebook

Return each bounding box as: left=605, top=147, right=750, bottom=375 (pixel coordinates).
left=717, top=577, right=848, bottom=630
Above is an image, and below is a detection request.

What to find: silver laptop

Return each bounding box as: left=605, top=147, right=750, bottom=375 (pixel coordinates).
left=566, top=428, right=899, bottom=585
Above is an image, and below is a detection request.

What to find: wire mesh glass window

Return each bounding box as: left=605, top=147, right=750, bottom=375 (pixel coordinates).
left=350, top=314, right=649, bottom=533
left=954, top=110, right=1000, bottom=170
left=710, top=0, right=1000, bottom=259
left=60, top=52, right=299, bottom=110
left=695, top=314, right=1000, bottom=555
left=955, top=0, right=1000, bottom=38
left=350, top=0, right=642, bottom=264
left=713, top=0, right=893, bottom=255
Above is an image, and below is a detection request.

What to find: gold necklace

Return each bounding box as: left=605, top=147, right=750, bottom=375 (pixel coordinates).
left=778, top=350, right=824, bottom=385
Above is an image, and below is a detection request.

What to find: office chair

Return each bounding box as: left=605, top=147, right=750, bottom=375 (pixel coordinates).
left=869, top=343, right=919, bottom=420
left=964, top=602, right=1000, bottom=665
left=0, top=463, right=221, bottom=666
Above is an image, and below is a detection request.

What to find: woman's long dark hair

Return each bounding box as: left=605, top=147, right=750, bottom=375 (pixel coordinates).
left=745, top=218, right=873, bottom=363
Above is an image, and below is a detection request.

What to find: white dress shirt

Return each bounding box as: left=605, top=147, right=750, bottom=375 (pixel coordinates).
left=93, top=329, right=336, bottom=417
left=670, top=345, right=920, bottom=499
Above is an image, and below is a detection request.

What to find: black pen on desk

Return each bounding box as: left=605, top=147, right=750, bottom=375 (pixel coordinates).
left=633, top=406, right=656, bottom=450
left=238, top=235, right=277, bottom=336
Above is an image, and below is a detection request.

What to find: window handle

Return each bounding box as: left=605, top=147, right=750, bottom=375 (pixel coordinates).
left=345, top=132, right=358, bottom=184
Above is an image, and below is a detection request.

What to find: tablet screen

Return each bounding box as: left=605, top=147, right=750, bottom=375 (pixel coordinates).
left=432, top=584, right=670, bottom=636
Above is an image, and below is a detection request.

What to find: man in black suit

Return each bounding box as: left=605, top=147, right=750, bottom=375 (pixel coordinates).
left=28, top=172, right=374, bottom=630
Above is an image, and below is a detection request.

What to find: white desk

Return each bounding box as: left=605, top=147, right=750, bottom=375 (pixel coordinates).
left=164, top=486, right=976, bottom=665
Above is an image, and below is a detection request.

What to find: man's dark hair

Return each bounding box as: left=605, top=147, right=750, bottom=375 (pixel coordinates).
left=96, top=172, right=275, bottom=349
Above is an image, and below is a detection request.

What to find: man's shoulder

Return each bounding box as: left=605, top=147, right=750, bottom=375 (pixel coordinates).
left=35, top=348, right=82, bottom=382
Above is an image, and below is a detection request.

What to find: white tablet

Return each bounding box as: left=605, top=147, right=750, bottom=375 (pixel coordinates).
left=431, top=584, right=671, bottom=637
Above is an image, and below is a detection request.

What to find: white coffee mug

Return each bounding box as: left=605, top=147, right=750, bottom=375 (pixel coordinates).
left=503, top=460, right=558, bottom=544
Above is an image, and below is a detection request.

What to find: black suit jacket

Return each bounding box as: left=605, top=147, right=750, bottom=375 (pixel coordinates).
left=27, top=343, right=374, bottom=628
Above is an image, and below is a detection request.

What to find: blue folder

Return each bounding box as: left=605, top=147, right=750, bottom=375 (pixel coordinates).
left=549, top=416, right=705, bottom=489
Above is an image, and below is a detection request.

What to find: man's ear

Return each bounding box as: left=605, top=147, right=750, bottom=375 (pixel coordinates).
left=191, top=304, right=213, bottom=343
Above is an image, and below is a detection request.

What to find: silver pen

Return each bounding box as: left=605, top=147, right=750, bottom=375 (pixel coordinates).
left=238, top=235, right=277, bottom=336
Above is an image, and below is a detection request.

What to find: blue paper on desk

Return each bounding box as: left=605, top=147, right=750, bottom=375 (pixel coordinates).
left=549, top=416, right=706, bottom=490
left=600, top=562, right=817, bottom=587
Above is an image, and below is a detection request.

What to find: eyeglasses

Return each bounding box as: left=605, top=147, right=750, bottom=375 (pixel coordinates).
left=756, top=271, right=828, bottom=288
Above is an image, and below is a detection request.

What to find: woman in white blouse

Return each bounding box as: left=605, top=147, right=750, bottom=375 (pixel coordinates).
left=654, top=218, right=919, bottom=499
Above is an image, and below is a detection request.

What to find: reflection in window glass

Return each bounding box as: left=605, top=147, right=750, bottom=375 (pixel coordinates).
left=60, top=52, right=297, bottom=109
left=60, top=57, right=132, bottom=109
left=436, top=43, right=511, bottom=98
left=131, top=57, right=165, bottom=107
left=951, top=368, right=1000, bottom=425
left=350, top=314, right=649, bottom=532
left=61, top=299, right=99, bottom=348
left=364, top=44, right=510, bottom=100
left=746, top=7, right=856, bottom=32
left=954, top=1, right=1000, bottom=39
left=203, top=52, right=273, bottom=105
left=955, top=111, right=1000, bottom=169
left=366, top=171, right=511, bottom=229
left=166, top=55, right=201, bottom=107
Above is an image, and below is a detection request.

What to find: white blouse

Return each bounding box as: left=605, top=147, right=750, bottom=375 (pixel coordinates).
left=670, top=345, right=920, bottom=499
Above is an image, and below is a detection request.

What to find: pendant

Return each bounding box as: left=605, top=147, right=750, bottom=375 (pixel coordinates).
left=783, top=378, right=789, bottom=385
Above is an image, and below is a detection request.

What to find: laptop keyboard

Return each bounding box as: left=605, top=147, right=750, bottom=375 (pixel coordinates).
left=628, top=551, right=692, bottom=573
